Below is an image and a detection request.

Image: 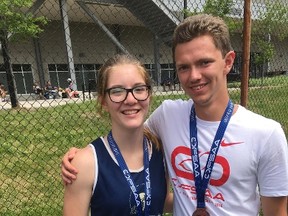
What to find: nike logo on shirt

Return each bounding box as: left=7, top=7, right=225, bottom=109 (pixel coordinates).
left=221, top=140, right=244, bottom=147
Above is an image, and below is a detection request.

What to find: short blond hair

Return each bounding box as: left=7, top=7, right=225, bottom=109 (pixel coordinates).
left=172, top=13, right=233, bottom=58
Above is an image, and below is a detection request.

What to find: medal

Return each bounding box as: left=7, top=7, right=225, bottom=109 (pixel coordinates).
left=190, top=100, right=234, bottom=212
left=107, top=131, right=151, bottom=216
left=192, top=208, right=210, bottom=216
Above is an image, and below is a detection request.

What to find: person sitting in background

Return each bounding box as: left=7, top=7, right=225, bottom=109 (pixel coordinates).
left=33, top=82, right=44, bottom=99
left=65, top=78, right=79, bottom=98
left=58, top=87, right=68, bottom=98
left=0, top=83, right=8, bottom=102
left=44, top=80, right=58, bottom=99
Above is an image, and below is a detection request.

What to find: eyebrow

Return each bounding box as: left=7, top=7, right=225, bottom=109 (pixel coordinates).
left=108, top=83, right=146, bottom=88
left=176, top=57, right=214, bottom=66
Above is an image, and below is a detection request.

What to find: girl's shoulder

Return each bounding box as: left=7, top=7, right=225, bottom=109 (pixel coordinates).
left=72, top=145, right=95, bottom=172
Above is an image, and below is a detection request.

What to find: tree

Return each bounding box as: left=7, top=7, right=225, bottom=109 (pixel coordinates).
left=202, top=0, right=233, bottom=18
left=183, top=0, right=288, bottom=75
left=0, top=0, right=47, bottom=108
left=183, top=0, right=242, bottom=35
left=252, top=0, right=288, bottom=67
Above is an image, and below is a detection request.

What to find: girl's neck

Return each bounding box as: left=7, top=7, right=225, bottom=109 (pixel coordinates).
left=109, top=126, right=144, bottom=152
left=108, top=127, right=145, bottom=170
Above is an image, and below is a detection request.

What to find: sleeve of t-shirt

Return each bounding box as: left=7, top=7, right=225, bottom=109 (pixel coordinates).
left=257, top=122, right=288, bottom=197
left=145, top=102, right=165, bottom=139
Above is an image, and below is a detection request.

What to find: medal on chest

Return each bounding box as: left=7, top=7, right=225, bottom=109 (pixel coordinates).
left=192, top=208, right=210, bottom=216
left=190, top=100, right=234, bottom=214
left=107, top=131, right=151, bottom=216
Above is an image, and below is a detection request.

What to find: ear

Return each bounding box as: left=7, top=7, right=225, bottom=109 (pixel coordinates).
left=224, top=51, right=236, bottom=75
left=99, top=96, right=109, bottom=112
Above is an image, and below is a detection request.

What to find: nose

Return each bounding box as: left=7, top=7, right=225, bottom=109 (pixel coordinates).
left=124, top=91, right=137, bottom=104
left=188, top=67, right=201, bottom=82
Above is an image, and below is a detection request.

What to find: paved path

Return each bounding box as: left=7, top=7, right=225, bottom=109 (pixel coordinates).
left=0, top=97, right=91, bottom=110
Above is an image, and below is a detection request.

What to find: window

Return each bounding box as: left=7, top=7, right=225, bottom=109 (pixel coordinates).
left=0, top=64, right=33, bottom=94
left=144, top=63, right=176, bottom=85
left=48, top=64, right=101, bottom=91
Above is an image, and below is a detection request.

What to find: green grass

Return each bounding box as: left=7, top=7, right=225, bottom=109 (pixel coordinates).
left=0, top=75, right=287, bottom=215
left=229, top=76, right=288, bottom=137
left=0, top=100, right=109, bottom=215
left=227, top=74, right=288, bottom=88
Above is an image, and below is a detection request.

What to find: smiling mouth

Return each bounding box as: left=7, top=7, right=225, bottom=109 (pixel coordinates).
left=122, top=110, right=139, bottom=115
left=192, top=84, right=206, bottom=90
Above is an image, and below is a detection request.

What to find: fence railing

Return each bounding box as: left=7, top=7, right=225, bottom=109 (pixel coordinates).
left=1, top=0, right=288, bottom=215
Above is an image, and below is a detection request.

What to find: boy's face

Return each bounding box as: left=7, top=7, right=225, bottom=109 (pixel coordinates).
left=174, top=35, right=235, bottom=109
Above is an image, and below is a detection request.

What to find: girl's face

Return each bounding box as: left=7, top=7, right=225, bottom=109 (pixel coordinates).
left=102, top=63, right=151, bottom=130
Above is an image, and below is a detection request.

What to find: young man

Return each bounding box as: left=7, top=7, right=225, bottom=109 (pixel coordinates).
left=62, top=14, right=288, bottom=215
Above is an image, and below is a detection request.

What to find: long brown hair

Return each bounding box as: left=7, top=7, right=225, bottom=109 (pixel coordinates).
left=144, top=127, right=162, bottom=151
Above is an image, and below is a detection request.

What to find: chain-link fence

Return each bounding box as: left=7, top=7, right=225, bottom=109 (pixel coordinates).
left=1, top=0, right=287, bottom=215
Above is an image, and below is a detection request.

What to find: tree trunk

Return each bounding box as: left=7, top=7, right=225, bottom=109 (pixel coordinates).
left=0, top=31, right=19, bottom=108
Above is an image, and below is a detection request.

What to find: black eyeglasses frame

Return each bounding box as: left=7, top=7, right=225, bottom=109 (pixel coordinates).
left=105, top=85, right=151, bottom=103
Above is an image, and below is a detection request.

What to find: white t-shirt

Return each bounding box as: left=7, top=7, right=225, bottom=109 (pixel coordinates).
left=146, top=99, right=288, bottom=216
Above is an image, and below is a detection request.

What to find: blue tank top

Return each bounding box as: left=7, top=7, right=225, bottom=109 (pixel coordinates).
left=90, top=137, right=167, bottom=216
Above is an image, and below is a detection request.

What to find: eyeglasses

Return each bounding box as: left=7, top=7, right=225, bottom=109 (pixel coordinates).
left=105, top=85, right=151, bottom=103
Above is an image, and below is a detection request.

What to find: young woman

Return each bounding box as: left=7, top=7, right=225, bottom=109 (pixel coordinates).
left=63, top=54, right=173, bottom=216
